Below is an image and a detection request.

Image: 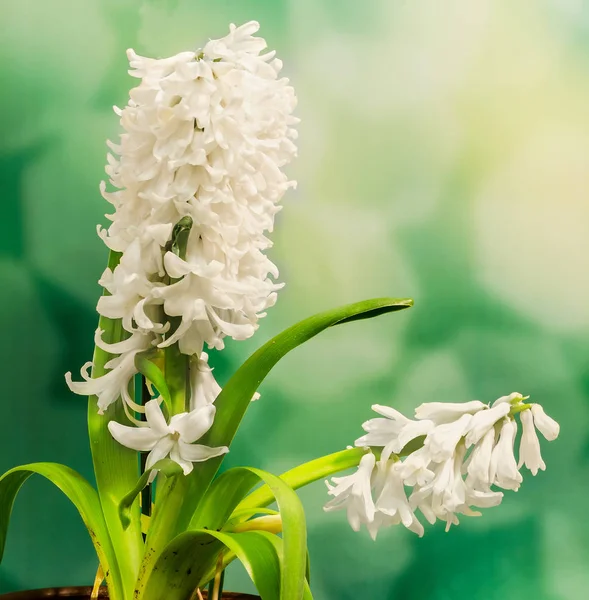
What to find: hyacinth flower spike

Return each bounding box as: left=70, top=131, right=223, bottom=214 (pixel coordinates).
left=326, top=393, right=559, bottom=537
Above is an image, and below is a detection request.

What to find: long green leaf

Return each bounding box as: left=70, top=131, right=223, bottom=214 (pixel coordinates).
left=142, top=297, right=412, bottom=579
left=262, top=534, right=314, bottom=600
left=0, top=463, right=124, bottom=600
left=206, top=298, right=412, bottom=450
left=88, top=250, right=143, bottom=595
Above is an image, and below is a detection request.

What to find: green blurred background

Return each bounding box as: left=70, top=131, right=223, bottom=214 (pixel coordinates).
left=2, top=0, right=589, bottom=598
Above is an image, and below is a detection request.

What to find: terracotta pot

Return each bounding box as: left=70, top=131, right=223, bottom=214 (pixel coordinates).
left=0, top=588, right=258, bottom=600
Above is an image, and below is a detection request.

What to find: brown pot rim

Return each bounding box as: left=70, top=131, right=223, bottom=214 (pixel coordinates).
left=0, top=587, right=259, bottom=599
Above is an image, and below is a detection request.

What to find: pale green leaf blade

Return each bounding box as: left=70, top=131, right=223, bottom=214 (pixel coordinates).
left=0, top=463, right=124, bottom=600
left=87, top=250, right=144, bottom=591
left=204, top=297, right=413, bottom=449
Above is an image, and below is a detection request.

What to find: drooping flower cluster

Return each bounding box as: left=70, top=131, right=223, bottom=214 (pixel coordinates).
left=66, top=21, right=298, bottom=431
left=324, top=393, right=559, bottom=537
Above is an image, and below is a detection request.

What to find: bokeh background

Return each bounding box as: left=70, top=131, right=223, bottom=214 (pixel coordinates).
left=2, top=0, right=589, bottom=598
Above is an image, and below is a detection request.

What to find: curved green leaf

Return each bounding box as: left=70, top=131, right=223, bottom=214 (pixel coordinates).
left=190, top=468, right=261, bottom=531
left=261, top=534, right=314, bottom=600
left=204, top=298, right=412, bottom=450
left=88, top=250, right=143, bottom=594
left=225, top=507, right=280, bottom=528
left=118, top=459, right=182, bottom=530
left=0, top=463, right=124, bottom=600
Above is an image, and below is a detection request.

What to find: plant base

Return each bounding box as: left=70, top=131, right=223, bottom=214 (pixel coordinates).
left=0, top=588, right=258, bottom=599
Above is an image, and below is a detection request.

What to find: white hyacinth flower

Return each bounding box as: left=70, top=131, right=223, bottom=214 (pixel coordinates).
left=466, top=487, right=503, bottom=509
left=189, top=352, right=222, bottom=411
left=489, top=417, right=522, bottom=491
left=531, top=404, right=560, bottom=441
left=518, top=408, right=546, bottom=475
left=108, top=399, right=228, bottom=475
left=331, top=395, right=559, bottom=538
left=375, top=461, right=424, bottom=537
left=464, top=403, right=510, bottom=448
left=423, top=413, right=473, bottom=462
left=397, top=446, right=435, bottom=487
left=67, top=21, right=298, bottom=420
left=409, top=444, right=469, bottom=531
left=324, top=452, right=377, bottom=532
left=65, top=330, right=154, bottom=414
left=355, top=404, right=434, bottom=462
left=414, top=400, right=487, bottom=424
left=465, top=427, right=496, bottom=490
left=355, top=405, right=409, bottom=447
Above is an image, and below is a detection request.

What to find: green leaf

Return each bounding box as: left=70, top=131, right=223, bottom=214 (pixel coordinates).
left=225, top=507, right=280, bottom=528
left=118, top=459, right=182, bottom=530
left=0, top=463, right=124, bottom=600
left=190, top=468, right=262, bottom=532
left=204, top=298, right=412, bottom=452
left=140, top=530, right=282, bottom=600
left=261, top=534, right=314, bottom=600
left=87, top=250, right=143, bottom=595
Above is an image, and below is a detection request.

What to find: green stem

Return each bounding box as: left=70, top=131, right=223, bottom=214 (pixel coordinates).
left=235, top=448, right=369, bottom=513
left=165, top=337, right=190, bottom=414
left=140, top=378, right=152, bottom=527
left=233, top=438, right=424, bottom=515
left=136, top=344, right=189, bottom=593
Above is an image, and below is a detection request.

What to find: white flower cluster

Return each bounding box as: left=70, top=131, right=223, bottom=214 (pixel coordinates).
left=66, top=21, right=297, bottom=417
left=324, top=393, right=559, bottom=538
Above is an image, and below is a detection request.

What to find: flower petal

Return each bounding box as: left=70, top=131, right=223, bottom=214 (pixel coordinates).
left=178, top=441, right=229, bottom=462
left=108, top=421, right=161, bottom=451
left=145, top=436, right=176, bottom=470
left=173, top=405, right=216, bottom=443
left=145, top=399, right=170, bottom=436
